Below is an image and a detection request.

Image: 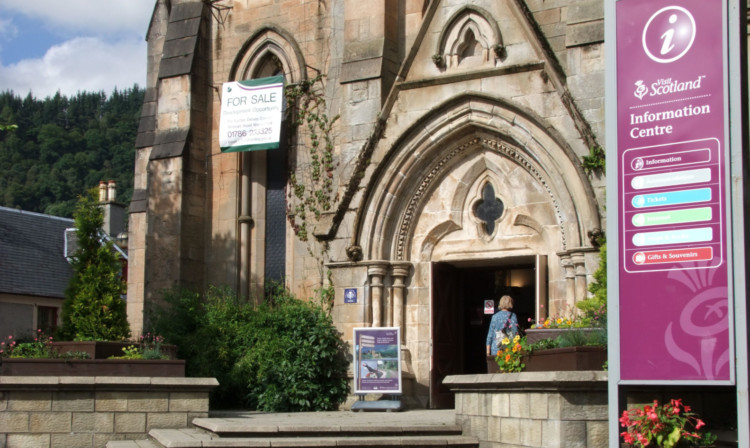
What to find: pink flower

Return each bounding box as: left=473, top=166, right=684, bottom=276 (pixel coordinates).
left=695, top=419, right=705, bottom=430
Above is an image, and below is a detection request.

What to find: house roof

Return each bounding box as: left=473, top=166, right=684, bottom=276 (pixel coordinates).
left=0, top=206, right=75, bottom=299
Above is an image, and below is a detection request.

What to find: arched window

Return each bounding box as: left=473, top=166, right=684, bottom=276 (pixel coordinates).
left=230, top=28, right=306, bottom=300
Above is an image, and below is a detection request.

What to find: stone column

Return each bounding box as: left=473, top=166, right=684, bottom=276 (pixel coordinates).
left=561, top=257, right=576, bottom=307
left=391, top=263, right=411, bottom=343
left=368, top=264, right=387, bottom=327
left=573, top=254, right=587, bottom=304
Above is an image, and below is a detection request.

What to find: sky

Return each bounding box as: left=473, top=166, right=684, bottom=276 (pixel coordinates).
left=0, top=0, right=154, bottom=99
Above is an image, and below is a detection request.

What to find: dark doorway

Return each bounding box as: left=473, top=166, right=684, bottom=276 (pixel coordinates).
left=430, top=259, right=538, bottom=409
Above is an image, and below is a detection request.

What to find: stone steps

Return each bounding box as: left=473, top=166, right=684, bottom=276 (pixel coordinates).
left=107, top=410, right=479, bottom=448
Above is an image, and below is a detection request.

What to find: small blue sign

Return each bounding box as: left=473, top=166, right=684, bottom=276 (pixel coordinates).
left=344, top=288, right=357, bottom=303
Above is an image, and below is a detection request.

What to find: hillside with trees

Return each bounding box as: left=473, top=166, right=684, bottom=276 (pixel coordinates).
left=0, top=86, right=144, bottom=217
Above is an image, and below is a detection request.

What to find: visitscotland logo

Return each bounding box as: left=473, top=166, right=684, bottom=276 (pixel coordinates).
left=633, top=75, right=706, bottom=101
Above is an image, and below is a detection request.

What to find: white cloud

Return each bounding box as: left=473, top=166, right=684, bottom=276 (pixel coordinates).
left=0, top=0, right=154, bottom=36
left=0, top=37, right=146, bottom=97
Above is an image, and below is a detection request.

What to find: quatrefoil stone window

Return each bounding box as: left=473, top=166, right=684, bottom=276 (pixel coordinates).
left=473, top=183, right=504, bottom=236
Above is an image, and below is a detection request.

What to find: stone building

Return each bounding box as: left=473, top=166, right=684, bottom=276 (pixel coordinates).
left=128, top=0, right=606, bottom=408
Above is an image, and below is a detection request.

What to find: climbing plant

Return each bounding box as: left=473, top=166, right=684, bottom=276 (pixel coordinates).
left=581, top=145, right=606, bottom=175
left=285, top=75, right=339, bottom=243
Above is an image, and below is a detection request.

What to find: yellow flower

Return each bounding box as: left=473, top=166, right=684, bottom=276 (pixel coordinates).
left=501, top=337, right=510, bottom=346
left=556, top=317, right=563, bottom=324
left=513, top=335, right=521, bottom=343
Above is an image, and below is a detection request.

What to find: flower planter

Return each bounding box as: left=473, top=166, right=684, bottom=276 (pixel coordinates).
left=0, top=358, right=185, bottom=377
left=486, top=346, right=607, bottom=373
left=523, top=346, right=606, bottom=372
left=525, top=327, right=603, bottom=345
left=50, top=341, right=178, bottom=359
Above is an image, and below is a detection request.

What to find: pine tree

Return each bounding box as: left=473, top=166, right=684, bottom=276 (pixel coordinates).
left=59, top=189, right=130, bottom=341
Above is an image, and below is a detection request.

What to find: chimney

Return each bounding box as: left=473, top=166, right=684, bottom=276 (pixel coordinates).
left=100, top=180, right=125, bottom=238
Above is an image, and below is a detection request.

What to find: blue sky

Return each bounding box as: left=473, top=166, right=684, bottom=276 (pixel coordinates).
left=0, top=0, right=153, bottom=98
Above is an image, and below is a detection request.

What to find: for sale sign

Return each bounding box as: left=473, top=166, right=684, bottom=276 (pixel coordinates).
left=219, top=75, right=284, bottom=152
left=616, top=0, right=732, bottom=383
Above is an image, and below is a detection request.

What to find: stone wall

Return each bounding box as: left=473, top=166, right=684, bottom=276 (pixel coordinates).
left=0, top=376, right=217, bottom=448
left=444, top=371, right=608, bottom=448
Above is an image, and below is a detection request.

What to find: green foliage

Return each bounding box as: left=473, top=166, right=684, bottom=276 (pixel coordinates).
left=581, top=145, right=606, bottom=175
left=576, top=242, right=607, bottom=328
left=147, top=285, right=349, bottom=411
left=554, top=328, right=607, bottom=347
left=59, top=190, right=130, bottom=341
left=285, top=76, right=339, bottom=241
left=0, top=87, right=143, bottom=217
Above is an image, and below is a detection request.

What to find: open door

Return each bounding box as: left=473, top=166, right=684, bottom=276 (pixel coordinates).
left=430, top=262, right=460, bottom=409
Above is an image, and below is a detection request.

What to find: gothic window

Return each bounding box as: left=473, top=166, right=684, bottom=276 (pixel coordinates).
left=435, top=6, right=504, bottom=70
left=473, top=182, right=504, bottom=236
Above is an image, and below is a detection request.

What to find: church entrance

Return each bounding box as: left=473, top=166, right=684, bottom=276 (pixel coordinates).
left=429, top=257, right=543, bottom=408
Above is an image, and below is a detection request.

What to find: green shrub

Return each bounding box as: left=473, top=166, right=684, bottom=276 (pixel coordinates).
left=59, top=189, right=130, bottom=341
left=576, top=242, right=607, bottom=328
left=147, top=284, right=349, bottom=410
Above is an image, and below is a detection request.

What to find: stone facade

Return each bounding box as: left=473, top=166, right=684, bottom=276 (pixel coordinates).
left=128, top=0, right=606, bottom=407
left=0, top=376, right=217, bottom=448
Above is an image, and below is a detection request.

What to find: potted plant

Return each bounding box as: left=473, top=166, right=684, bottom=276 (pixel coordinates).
left=619, top=399, right=717, bottom=447
left=494, top=335, right=530, bottom=373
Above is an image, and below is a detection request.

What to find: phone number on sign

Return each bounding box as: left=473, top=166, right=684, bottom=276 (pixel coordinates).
left=227, top=127, right=273, bottom=138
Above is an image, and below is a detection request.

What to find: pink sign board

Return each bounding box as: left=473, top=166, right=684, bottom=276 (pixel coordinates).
left=616, top=0, right=732, bottom=382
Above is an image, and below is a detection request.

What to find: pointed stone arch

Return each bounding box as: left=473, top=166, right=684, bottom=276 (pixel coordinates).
left=435, top=6, right=505, bottom=69
left=355, top=93, right=600, bottom=263
left=229, top=26, right=307, bottom=83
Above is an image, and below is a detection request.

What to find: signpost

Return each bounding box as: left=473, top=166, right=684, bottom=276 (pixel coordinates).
left=607, top=0, right=747, bottom=445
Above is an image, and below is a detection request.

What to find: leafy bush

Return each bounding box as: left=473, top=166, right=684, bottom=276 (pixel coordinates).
left=147, top=284, right=349, bottom=410
left=576, top=242, right=607, bottom=328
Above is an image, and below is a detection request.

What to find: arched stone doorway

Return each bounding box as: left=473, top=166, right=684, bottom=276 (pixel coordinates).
left=354, top=95, right=601, bottom=408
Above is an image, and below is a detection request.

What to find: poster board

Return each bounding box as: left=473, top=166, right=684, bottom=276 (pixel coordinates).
left=353, top=327, right=402, bottom=395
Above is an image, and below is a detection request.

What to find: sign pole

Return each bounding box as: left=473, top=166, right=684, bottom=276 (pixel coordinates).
left=728, top=1, right=749, bottom=445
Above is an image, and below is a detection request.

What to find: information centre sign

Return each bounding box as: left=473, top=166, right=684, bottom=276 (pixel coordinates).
left=615, top=0, right=732, bottom=383
left=353, top=327, right=402, bottom=394
left=219, top=75, right=284, bottom=153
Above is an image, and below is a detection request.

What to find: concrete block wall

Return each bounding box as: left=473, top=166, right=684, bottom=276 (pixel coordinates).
left=444, top=371, right=608, bottom=448
left=0, top=376, right=218, bottom=448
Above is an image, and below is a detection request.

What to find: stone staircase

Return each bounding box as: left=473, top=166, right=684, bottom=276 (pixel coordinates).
left=107, top=409, right=479, bottom=448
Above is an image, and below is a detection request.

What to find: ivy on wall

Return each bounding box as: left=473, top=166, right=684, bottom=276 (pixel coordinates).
left=285, top=75, right=339, bottom=243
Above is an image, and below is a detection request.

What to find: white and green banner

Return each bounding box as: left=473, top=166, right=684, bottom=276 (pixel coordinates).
left=219, top=75, right=284, bottom=153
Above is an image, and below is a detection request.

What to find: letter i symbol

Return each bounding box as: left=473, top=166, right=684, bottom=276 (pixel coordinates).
left=660, top=14, right=678, bottom=56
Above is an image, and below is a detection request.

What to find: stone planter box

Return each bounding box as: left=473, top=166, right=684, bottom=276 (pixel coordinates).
left=486, top=346, right=607, bottom=373
left=0, top=358, right=185, bottom=377
left=51, top=341, right=178, bottom=359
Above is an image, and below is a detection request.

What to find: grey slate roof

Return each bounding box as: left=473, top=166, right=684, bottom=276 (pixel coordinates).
left=0, top=206, right=74, bottom=299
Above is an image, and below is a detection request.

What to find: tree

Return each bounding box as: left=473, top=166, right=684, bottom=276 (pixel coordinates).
left=59, top=189, right=130, bottom=340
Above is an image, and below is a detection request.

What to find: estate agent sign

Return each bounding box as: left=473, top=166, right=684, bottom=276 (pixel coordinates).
left=219, top=75, right=285, bottom=152
left=615, top=0, right=732, bottom=383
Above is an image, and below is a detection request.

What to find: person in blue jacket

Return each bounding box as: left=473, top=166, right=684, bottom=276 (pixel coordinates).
left=486, top=295, right=519, bottom=357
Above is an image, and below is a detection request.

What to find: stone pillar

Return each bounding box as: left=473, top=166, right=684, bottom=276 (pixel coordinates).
left=368, top=264, right=387, bottom=327
left=391, top=263, right=411, bottom=343
left=561, top=257, right=576, bottom=308
left=573, top=254, right=588, bottom=304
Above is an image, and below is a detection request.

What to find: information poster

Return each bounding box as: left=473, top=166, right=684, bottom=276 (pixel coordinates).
left=616, top=0, right=732, bottom=382
left=219, top=75, right=284, bottom=152
left=353, top=327, right=402, bottom=394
